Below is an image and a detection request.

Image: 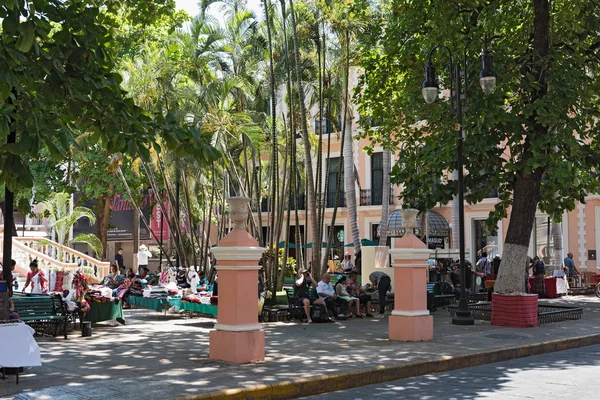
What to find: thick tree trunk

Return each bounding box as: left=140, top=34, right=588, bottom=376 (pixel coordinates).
left=494, top=0, right=550, bottom=293
left=494, top=172, right=543, bottom=292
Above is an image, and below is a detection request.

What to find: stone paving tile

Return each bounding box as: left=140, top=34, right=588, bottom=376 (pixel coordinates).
left=1, top=296, right=599, bottom=400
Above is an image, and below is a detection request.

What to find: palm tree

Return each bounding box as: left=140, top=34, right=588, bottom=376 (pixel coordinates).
left=289, top=0, right=320, bottom=276
left=35, top=192, right=103, bottom=257
left=379, top=149, right=391, bottom=247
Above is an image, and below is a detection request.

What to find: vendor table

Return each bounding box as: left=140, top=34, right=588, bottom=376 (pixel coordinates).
left=529, top=277, right=559, bottom=298
left=0, top=322, right=41, bottom=384
left=179, top=302, right=218, bottom=316
left=129, top=296, right=181, bottom=312
left=84, top=302, right=125, bottom=325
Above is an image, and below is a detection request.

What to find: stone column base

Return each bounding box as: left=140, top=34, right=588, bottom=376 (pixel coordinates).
left=389, top=315, right=433, bottom=342
left=209, top=329, right=265, bottom=363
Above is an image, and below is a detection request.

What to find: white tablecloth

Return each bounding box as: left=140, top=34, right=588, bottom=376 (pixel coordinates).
left=0, top=323, right=42, bottom=368
left=556, top=278, right=568, bottom=295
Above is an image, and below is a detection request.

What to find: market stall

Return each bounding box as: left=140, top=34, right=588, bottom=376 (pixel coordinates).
left=529, top=276, right=561, bottom=298
left=84, top=301, right=125, bottom=325
left=128, top=295, right=181, bottom=312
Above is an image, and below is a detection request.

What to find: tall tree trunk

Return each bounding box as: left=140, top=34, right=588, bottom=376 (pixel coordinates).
left=379, top=150, right=391, bottom=246
left=289, top=0, right=320, bottom=274
left=96, top=184, right=113, bottom=261
left=324, top=35, right=352, bottom=275
left=494, top=0, right=549, bottom=293
left=133, top=205, right=139, bottom=271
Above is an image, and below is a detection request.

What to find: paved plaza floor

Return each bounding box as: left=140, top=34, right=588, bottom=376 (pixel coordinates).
left=2, top=296, right=600, bottom=400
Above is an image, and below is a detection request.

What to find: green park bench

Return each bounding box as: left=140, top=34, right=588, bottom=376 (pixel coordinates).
left=427, top=282, right=456, bottom=309
left=12, top=294, right=69, bottom=339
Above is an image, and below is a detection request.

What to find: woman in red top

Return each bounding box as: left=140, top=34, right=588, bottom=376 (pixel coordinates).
left=22, top=260, right=48, bottom=294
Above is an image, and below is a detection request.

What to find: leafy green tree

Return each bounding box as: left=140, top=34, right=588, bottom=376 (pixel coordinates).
left=355, top=0, right=600, bottom=292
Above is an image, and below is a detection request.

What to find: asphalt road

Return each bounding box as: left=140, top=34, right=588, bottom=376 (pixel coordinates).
left=303, top=344, right=600, bottom=399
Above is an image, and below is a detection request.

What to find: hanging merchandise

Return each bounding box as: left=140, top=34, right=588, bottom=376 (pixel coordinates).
left=72, top=271, right=90, bottom=314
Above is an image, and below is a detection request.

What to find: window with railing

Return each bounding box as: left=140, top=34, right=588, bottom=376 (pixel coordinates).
left=360, top=188, right=394, bottom=206
left=313, top=117, right=336, bottom=135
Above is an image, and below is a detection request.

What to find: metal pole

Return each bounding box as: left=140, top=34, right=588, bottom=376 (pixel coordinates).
left=453, top=63, right=474, bottom=325
left=175, top=167, right=180, bottom=270
left=2, top=114, right=16, bottom=294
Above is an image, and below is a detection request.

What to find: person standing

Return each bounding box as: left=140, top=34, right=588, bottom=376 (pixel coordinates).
left=533, top=256, right=546, bottom=296
left=564, top=252, right=579, bottom=279
left=22, top=260, right=47, bottom=294
left=137, top=244, right=152, bottom=274
left=369, top=271, right=391, bottom=318
left=115, top=248, right=125, bottom=275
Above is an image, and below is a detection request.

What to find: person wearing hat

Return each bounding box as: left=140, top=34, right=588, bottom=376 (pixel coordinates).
left=137, top=244, right=152, bottom=274
left=342, top=252, right=355, bottom=273
left=295, top=269, right=326, bottom=323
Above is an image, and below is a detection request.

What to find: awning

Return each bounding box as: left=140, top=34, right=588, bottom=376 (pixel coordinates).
left=379, top=210, right=450, bottom=238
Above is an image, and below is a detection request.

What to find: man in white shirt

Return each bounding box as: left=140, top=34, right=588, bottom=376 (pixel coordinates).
left=317, top=273, right=347, bottom=319
left=137, top=244, right=152, bottom=274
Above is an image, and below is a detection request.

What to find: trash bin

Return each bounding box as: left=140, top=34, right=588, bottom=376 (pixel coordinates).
left=81, top=321, right=92, bottom=337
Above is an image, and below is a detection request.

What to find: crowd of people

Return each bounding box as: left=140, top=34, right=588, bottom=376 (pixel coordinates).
left=293, top=268, right=391, bottom=323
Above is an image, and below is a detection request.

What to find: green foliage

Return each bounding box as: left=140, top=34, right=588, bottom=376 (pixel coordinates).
left=0, top=0, right=219, bottom=198
left=354, top=0, right=600, bottom=227
left=71, top=233, right=104, bottom=258
left=35, top=192, right=97, bottom=248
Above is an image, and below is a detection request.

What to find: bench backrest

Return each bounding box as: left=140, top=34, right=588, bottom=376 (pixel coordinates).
left=13, top=296, right=56, bottom=317
left=426, top=283, right=436, bottom=293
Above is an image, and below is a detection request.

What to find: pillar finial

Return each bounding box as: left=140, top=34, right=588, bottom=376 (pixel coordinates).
left=228, top=197, right=250, bottom=230
left=401, top=208, right=419, bottom=235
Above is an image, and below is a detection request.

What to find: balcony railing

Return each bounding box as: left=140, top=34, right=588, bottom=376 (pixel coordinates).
left=360, top=189, right=395, bottom=206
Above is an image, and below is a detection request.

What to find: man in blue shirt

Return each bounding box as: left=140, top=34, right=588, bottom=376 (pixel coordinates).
left=564, top=253, right=578, bottom=278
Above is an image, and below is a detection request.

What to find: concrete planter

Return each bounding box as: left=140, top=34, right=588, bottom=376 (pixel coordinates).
left=491, top=293, right=538, bottom=328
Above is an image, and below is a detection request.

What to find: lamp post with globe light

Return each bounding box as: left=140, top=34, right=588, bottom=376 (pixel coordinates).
left=421, top=39, right=497, bottom=326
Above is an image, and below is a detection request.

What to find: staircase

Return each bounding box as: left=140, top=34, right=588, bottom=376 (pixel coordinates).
left=1, top=235, right=110, bottom=285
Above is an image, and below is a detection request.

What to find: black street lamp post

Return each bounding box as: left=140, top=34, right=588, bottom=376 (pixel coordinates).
left=421, top=39, right=497, bottom=326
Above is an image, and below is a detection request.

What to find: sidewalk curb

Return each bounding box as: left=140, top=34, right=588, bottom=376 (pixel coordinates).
left=177, top=334, right=600, bottom=400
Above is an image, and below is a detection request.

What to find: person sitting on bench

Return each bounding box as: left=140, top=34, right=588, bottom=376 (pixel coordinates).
left=446, top=265, right=470, bottom=298
left=335, top=275, right=362, bottom=317
left=295, top=270, right=326, bottom=323
left=346, top=271, right=374, bottom=317
left=317, top=273, right=347, bottom=320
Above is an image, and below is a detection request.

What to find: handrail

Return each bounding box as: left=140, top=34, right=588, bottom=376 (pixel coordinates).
left=12, top=238, right=78, bottom=269
left=15, top=237, right=110, bottom=268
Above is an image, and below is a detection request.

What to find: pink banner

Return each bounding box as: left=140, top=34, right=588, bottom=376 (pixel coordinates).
left=151, top=201, right=169, bottom=242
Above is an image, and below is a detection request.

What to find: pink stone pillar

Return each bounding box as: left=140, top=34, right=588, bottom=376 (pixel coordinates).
left=388, top=209, right=433, bottom=342
left=209, top=197, right=265, bottom=363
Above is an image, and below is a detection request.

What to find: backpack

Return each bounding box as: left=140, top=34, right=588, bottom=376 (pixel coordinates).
left=310, top=304, right=330, bottom=323
left=439, top=281, right=454, bottom=295
left=534, top=260, right=545, bottom=275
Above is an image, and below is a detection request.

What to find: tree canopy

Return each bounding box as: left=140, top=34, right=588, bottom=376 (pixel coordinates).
left=355, top=0, right=600, bottom=291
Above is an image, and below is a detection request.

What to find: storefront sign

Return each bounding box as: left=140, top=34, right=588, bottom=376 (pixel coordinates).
left=427, top=236, right=445, bottom=249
